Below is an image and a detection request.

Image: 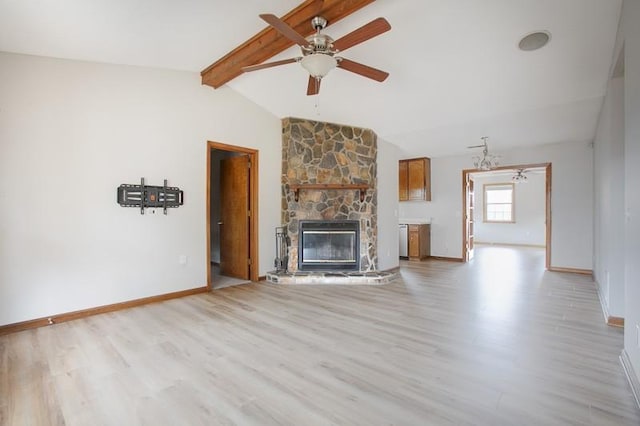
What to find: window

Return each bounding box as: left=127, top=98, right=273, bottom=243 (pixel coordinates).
left=484, top=183, right=514, bottom=223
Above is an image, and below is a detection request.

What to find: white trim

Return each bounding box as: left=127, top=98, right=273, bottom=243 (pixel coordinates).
left=595, top=278, right=611, bottom=324
left=620, top=349, right=640, bottom=410
left=474, top=242, right=546, bottom=248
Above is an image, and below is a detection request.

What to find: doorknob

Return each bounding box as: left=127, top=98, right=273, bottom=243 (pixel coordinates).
left=217, top=221, right=223, bottom=225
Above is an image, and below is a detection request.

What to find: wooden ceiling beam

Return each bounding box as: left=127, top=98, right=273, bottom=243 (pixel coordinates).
left=200, top=0, right=376, bottom=89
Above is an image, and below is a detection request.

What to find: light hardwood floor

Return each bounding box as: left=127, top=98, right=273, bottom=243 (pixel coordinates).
left=2, top=246, right=639, bottom=425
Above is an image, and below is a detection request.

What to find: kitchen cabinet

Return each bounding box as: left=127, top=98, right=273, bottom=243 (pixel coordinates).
left=408, top=224, right=430, bottom=260
left=399, top=157, right=431, bottom=201
left=399, top=160, right=408, bottom=201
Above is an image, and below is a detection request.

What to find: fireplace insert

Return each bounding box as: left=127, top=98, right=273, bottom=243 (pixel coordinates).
left=298, top=220, right=360, bottom=271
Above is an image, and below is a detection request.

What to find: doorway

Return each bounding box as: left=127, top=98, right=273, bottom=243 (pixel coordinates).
left=462, top=163, right=551, bottom=269
left=206, top=141, right=259, bottom=289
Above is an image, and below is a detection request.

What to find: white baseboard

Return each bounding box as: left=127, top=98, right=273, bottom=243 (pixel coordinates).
left=475, top=242, right=546, bottom=248
left=620, top=349, right=640, bottom=410
left=595, top=279, right=610, bottom=321
left=595, top=279, right=625, bottom=327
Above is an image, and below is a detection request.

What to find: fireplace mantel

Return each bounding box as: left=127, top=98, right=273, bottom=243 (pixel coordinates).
left=289, top=183, right=370, bottom=202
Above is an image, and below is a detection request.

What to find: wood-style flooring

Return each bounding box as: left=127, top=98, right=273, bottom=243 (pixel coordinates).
left=2, top=246, right=639, bottom=425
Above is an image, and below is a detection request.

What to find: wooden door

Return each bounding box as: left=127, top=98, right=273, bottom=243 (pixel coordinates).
left=399, top=160, right=408, bottom=201
left=220, top=155, right=250, bottom=279
left=408, top=159, right=426, bottom=200
left=465, top=176, right=475, bottom=260
left=408, top=226, right=420, bottom=258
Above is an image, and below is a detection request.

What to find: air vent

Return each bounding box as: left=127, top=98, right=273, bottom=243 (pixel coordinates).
left=519, top=31, right=551, bottom=51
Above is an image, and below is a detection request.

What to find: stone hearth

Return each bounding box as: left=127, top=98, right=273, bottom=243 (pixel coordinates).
left=266, top=270, right=398, bottom=285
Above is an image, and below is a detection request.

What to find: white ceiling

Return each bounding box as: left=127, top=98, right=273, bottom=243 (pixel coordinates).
left=0, top=0, right=622, bottom=158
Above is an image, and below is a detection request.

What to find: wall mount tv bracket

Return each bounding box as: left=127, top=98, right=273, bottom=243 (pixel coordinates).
left=117, top=178, right=183, bottom=215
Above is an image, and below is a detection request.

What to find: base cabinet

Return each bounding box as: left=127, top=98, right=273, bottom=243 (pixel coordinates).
left=408, top=224, right=430, bottom=260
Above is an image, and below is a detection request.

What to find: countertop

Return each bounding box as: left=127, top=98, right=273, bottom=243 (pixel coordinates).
left=399, top=219, right=431, bottom=225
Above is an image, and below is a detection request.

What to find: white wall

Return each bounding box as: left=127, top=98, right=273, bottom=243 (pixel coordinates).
left=0, top=52, right=281, bottom=325
left=473, top=173, right=546, bottom=246
left=621, top=0, right=640, bottom=387
left=376, top=138, right=400, bottom=270
left=593, top=77, right=625, bottom=318
left=398, top=141, right=593, bottom=269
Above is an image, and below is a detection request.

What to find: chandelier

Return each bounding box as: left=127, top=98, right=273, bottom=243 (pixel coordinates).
left=469, top=137, right=499, bottom=170
left=512, top=169, right=528, bottom=183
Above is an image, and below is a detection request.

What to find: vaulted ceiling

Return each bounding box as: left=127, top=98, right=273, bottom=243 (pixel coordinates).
left=0, top=0, right=622, bottom=158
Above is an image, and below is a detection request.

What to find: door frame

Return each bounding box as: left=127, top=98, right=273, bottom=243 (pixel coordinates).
left=461, top=162, right=551, bottom=269
left=206, top=141, right=259, bottom=289
left=465, top=174, right=475, bottom=260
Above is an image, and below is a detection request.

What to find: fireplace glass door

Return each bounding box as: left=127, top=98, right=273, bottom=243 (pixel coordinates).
left=298, top=220, right=360, bottom=271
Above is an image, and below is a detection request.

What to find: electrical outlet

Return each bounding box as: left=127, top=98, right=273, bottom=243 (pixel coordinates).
left=179, top=255, right=188, bottom=265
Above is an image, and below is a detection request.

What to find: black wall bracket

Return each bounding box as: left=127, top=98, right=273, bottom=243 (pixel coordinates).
left=117, top=178, right=183, bottom=215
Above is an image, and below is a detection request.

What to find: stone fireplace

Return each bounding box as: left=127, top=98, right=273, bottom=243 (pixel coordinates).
left=281, top=117, right=377, bottom=272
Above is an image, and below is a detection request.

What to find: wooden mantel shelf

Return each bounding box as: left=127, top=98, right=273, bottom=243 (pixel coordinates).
left=289, top=183, right=370, bottom=202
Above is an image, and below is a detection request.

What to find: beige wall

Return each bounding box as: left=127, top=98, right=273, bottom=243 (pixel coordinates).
left=0, top=52, right=281, bottom=325
left=621, top=0, right=640, bottom=390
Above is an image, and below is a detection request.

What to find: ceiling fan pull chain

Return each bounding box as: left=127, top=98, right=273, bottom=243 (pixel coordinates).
left=314, top=79, right=321, bottom=115
left=315, top=90, right=320, bottom=114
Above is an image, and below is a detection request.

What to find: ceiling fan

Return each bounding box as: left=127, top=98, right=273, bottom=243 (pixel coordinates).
left=242, top=13, right=391, bottom=95
left=512, top=168, right=528, bottom=183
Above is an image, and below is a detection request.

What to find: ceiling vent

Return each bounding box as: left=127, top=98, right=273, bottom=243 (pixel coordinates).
left=518, top=31, right=551, bottom=51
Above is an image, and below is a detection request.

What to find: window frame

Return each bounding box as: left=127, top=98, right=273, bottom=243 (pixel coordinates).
left=483, top=183, right=515, bottom=223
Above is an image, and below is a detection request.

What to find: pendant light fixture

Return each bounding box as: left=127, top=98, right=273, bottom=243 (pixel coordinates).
left=469, top=137, right=499, bottom=170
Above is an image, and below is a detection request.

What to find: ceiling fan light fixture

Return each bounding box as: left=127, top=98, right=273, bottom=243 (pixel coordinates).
left=301, top=53, right=337, bottom=78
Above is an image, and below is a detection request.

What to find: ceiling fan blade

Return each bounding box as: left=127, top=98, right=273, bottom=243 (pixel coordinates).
left=332, top=17, right=391, bottom=52
left=307, top=76, right=321, bottom=96
left=260, top=13, right=311, bottom=47
left=337, top=58, right=389, bottom=82
left=242, top=58, right=298, bottom=72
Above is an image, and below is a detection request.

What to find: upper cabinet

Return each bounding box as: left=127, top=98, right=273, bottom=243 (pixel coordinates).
left=398, top=160, right=408, bottom=200
left=399, top=157, right=431, bottom=201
